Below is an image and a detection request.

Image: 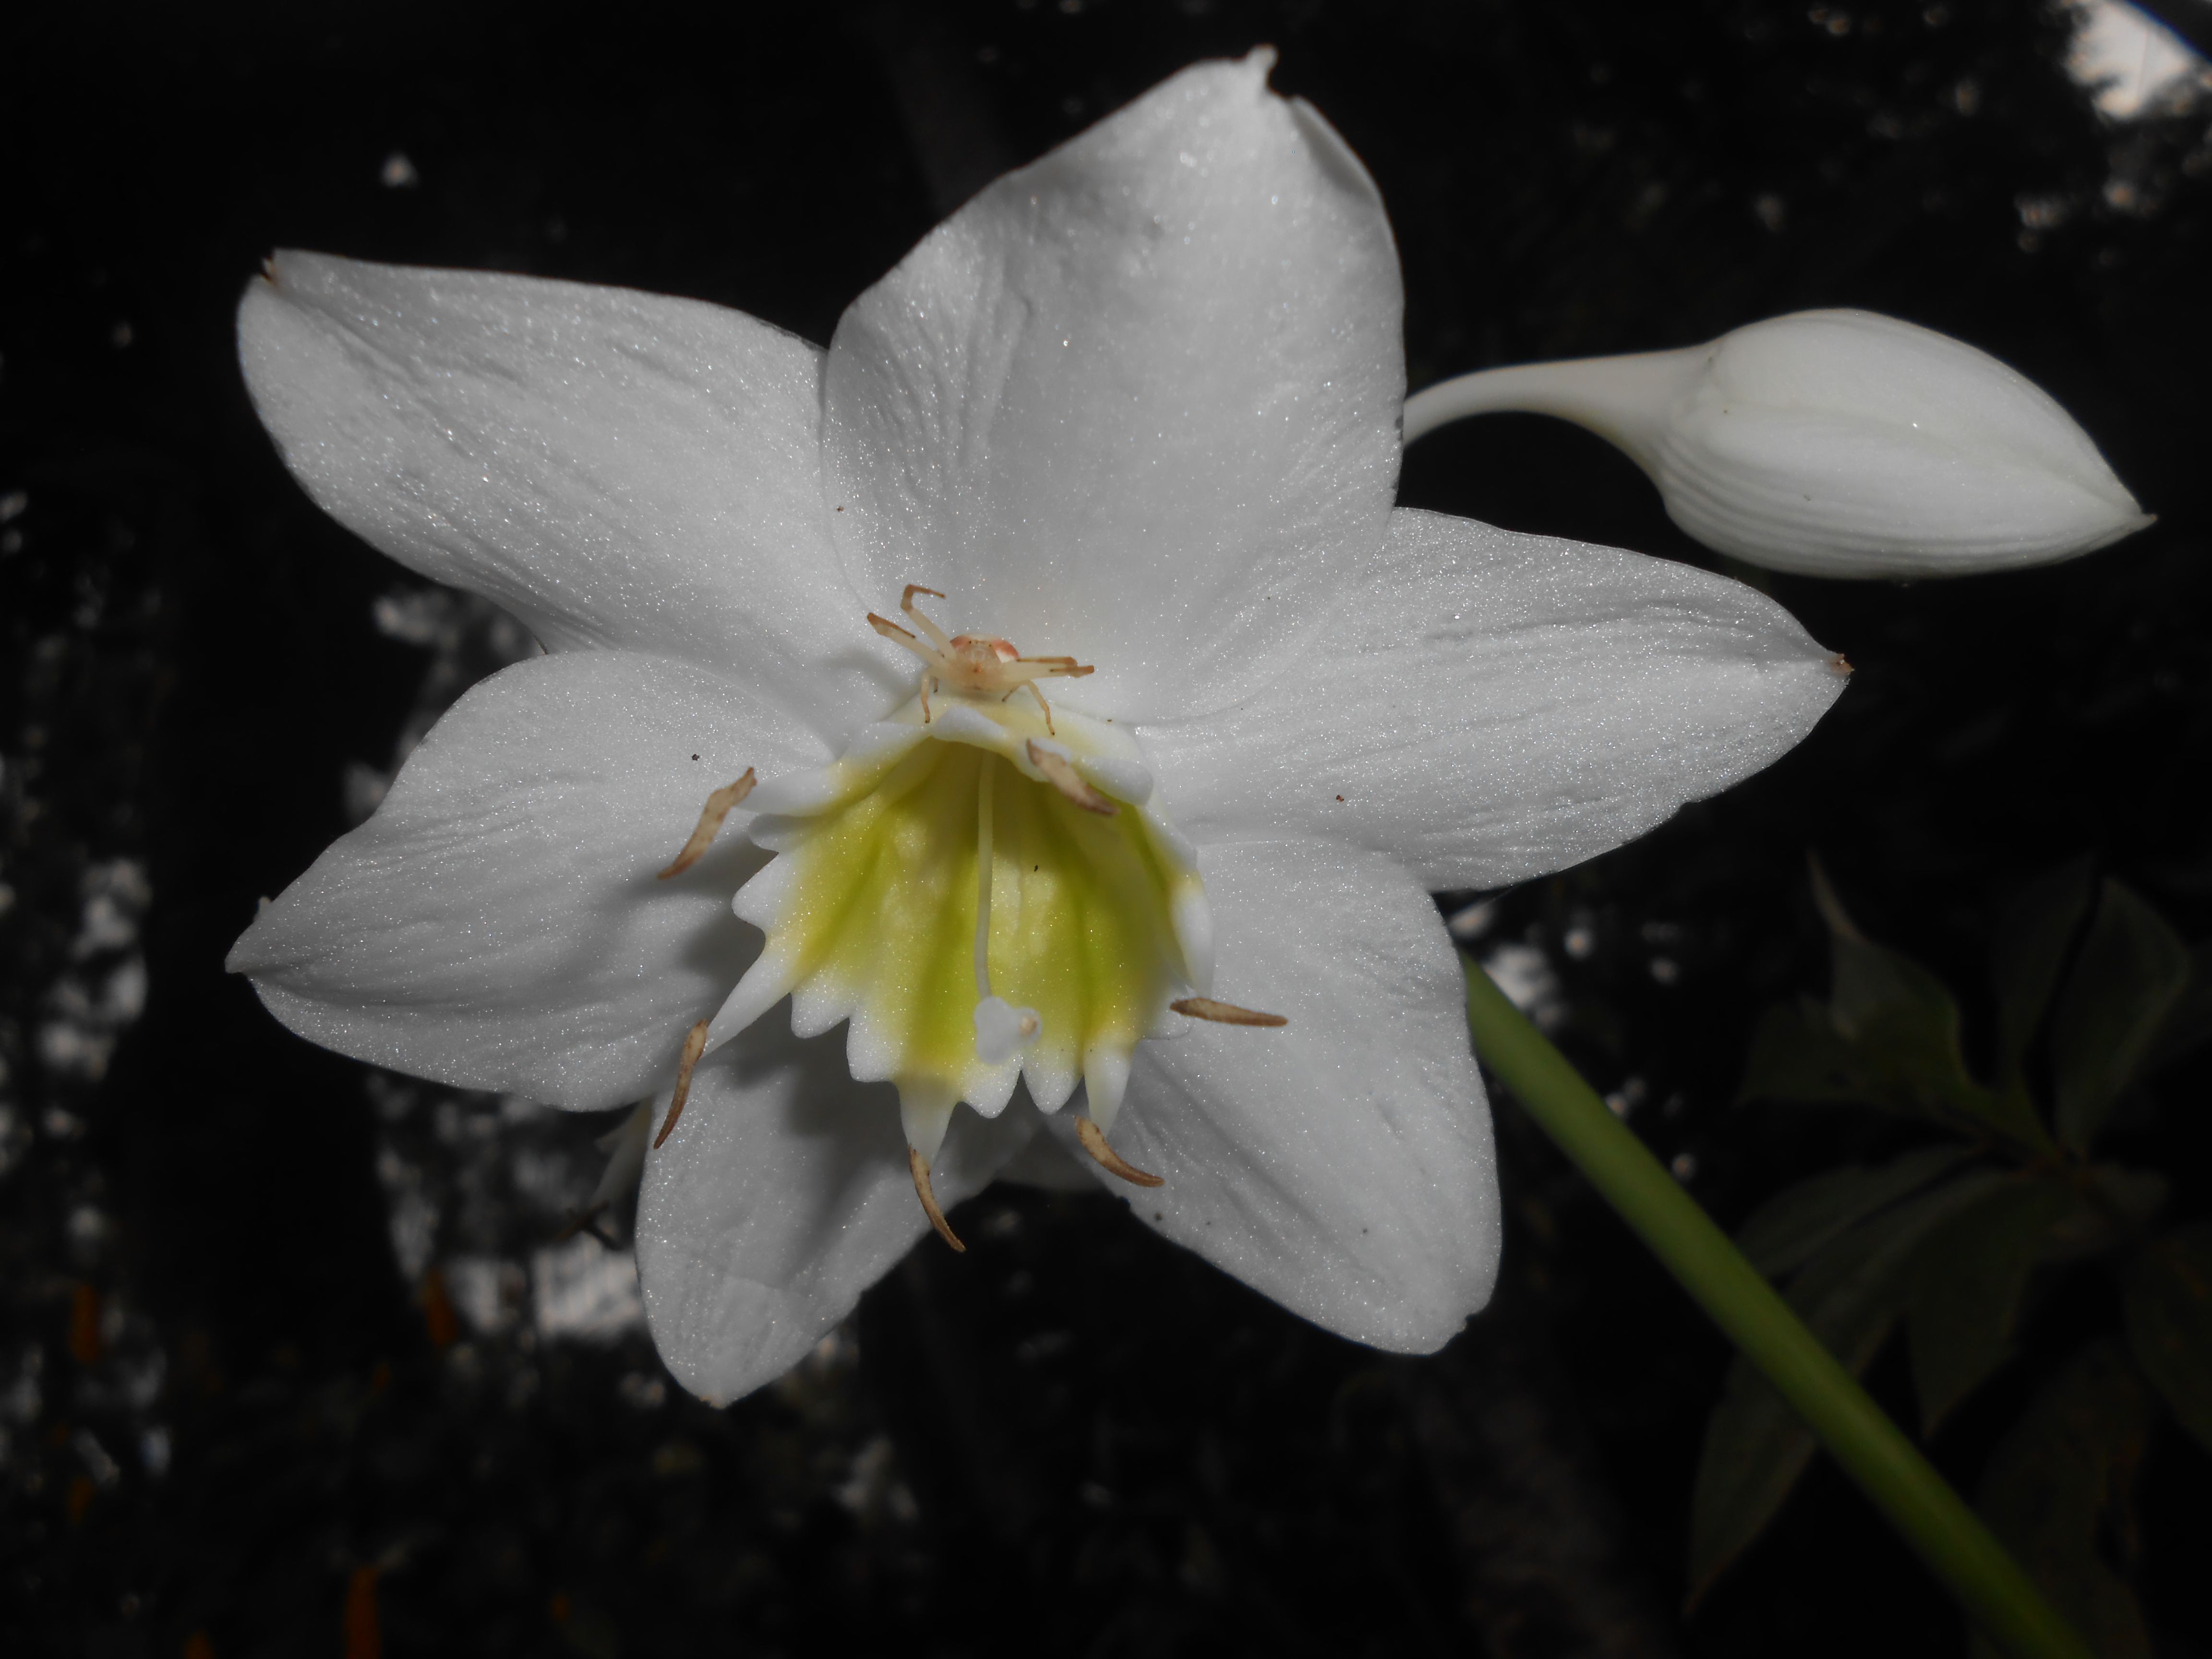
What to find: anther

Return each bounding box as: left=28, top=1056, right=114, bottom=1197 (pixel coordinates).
left=908, top=1147, right=967, bottom=1252
left=657, top=769, right=757, bottom=879
left=1026, top=740, right=1117, bottom=816
left=1075, top=1117, right=1164, bottom=1188
left=1171, top=997, right=1287, bottom=1027
left=653, top=1020, right=710, bottom=1148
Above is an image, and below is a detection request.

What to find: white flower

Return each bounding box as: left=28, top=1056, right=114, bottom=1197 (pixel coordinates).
left=227, top=52, right=1846, bottom=1403
left=1403, top=308, right=2152, bottom=578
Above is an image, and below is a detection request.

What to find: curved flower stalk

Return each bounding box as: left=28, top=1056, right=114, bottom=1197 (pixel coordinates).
left=1404, top=309, right=2152, bottom=578
left=228, top=51, right=1846, bottom=1404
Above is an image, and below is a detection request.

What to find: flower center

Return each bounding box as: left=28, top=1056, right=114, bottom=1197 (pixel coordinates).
left=649, top=589, right=1284, bottom=1249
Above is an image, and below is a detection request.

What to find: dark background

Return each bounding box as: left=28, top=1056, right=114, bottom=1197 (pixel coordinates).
left=3, top=1, right=2208, bottom=1654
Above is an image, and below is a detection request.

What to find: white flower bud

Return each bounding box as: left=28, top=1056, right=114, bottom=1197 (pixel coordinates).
left=1403, top=309, right=2152, bottom=578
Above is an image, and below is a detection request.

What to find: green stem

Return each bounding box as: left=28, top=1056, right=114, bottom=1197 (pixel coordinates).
left=1462, top=957, right=2093, bottom=1659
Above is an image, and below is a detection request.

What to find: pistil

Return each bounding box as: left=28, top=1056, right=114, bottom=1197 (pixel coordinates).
left=968, top=756, right=1042, bottom=1065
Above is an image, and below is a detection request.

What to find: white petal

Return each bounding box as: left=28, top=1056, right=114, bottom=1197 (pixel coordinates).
left=637, top=1029, right=1034, bottom=1403
left=238, top=253, right=903, bottom=742
left=1143, top=508, right=1847, bottom=890
left=1073, top=840, right=1498, bottom=1352
left=228, top=650, right=823, bottom=1108
left=822, top=52, right=1404, bottom=720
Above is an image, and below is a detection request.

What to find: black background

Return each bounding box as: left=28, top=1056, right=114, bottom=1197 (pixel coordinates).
left=3, top=2, right=2209, bottom=1655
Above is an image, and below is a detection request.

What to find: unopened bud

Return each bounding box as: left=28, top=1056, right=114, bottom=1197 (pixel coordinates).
left=1404, top=309, right=2151, bottom=578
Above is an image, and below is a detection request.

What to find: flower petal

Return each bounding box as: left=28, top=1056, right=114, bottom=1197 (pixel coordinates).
left=1143, top=507, right=1847, bottom=890
left=228, top=649, right=824, bottom=1109
left=637, top=1028, right=1035, bottom=1404
left=1070, top=839, right=1498, bottom=1352
left=822, top=51, right=1404, bottom=720
left=238, top=253, right=902, bottom=742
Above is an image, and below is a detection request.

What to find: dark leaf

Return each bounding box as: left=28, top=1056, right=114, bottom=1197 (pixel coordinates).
left=2123, top=1221, right=2212, bottom=1455
left=1734, top=1144, right=1972, bottom=1279
left=2039, top=1165, right=2168, bottom=1263
left=1989, top=857, right=2096, bottom=1088
left=1970, top=1340, right=2152, bottom=1659
left=1736, top=996, right=1877, bottom=1108
left=1904, top=1177, right=2086, bottom=1435
left=2144, top=939, right=2212, bottom=1072
left=1813, top=863, right=1967, bottom=1062
left=1688, top=1171, right=2001, bottom=1601
left=1788, top=865, right=2041, bottom=1143
left=2050, top=879, right=2188, bottom=1151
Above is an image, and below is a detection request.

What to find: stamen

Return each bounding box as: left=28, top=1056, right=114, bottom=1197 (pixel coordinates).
left=653, top=1019, right=710, bottom=1148
left=1171, top=997, right=1287, bottom=1027
left=1075, top=1117, right=1164, bottom=1188
left=1026, top=740, right=1117, bottom=816
left=908, top=1147, right=967, bottom=1252
left=656, top=769, right=757, bottom=879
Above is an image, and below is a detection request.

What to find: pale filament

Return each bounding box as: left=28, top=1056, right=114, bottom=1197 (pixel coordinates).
left=970, top=762, right=1041, bottom=1058
left=866, top=584, right=1094, bottom=735
left=974, top=759, right=996, bottom=997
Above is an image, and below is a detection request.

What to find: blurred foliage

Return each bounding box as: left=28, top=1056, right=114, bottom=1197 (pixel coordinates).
left=1705, top=861, right=2212, bottom=1651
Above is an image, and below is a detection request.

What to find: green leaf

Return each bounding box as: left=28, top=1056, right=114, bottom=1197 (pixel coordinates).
left=1792, top=864, right=2042, bottom=1144
left=2050, top=879, right=2188, bottom=1151
left=1970, top=1339, right=2153, bottom=1659
left=1734, top=1144, right=1972, bottom=1279
left=1688, top=1171, right=2001, bottom=1600
left=1990, top=857, right=2096, bottom=1086
left=1814, top=864, right=1970, bottom=1071
left=1905, top=1178, right=2086, bottom=1435
left=2123, top=1220, right=2212, bottom=1455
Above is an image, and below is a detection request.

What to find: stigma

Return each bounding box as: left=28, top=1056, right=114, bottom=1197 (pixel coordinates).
left=653, top=588, right=1285, bottom=1248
